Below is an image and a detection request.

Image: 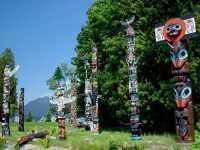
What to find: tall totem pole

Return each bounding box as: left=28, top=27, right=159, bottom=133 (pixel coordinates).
left=91, top=47, right=100, bottom=133
left=2, top=65, right=19, bottom=136
left=18, top=88, right=25, bottom=132
left=2, top=65, right=11, bottom=136
left=121, top=16, right=142, bottom=140
left=84, top=55, right=93, bottom=129
left=71, top=79, right=77, bottom=128
left=155, top=16, right=196, bottom=142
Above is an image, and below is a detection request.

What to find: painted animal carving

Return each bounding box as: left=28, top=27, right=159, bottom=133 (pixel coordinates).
left=167, top=23, right=182, bottom=36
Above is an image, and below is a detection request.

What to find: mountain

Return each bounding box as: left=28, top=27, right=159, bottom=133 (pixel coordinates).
left=25, top=96, right=49, bottom=121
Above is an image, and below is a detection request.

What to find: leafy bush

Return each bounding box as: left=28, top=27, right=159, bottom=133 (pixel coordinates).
left=0, top=138, right=5, bottom=150
left=196, top=121, right=200, bottom=132
left=189, top=131, right=200, bottom=150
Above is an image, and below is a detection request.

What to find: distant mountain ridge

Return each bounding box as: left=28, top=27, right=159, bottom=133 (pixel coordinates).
left=25, top=96, right=49, bottom=120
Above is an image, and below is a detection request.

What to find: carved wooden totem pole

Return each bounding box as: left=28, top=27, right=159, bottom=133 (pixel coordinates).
left=18, top=88, right=25, bottom=132
left=121, top=17, right=142, bottom=140
left=50, top=87, right=66, bottom=140
left=49, top=85, right=76, bottom=139
left=2, top=65, right=11, bottom=136
left=84, top=56, right=93, bottom=129
left=70, top=79, right=77, bottom=128
left=2, top=65, right=19, bottom=136
left=155, top=16, right=196, bottom=142
left=91, top=47, right=100, bottom=133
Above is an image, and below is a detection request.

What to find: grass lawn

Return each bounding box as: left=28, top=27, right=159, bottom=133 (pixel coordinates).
left=0, top=122, right=199, bottom=150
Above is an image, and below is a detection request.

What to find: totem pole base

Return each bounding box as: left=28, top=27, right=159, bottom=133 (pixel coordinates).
left=130, top=135, right=142, bottom=140
left=58, top=117, right=66, bottom=140
left=91, top=125, right=100, bottom=134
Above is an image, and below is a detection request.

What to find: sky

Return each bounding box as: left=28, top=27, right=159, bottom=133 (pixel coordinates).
left=0, top=0, right=94, bottom=104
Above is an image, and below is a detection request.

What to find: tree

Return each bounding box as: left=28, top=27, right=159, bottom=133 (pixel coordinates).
left=26, top=111, right=33, bottom=122
left=47, top=63, right=75, bottom=90
left=47, top=63, right=76, bottom=115
left=73, top=0, right=200, bottom=131
left=47, top=66, right=64, bottom=90
left=45, top=111, right=52, bottom=122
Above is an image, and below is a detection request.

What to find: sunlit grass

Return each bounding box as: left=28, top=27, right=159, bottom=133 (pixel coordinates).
left=0, top=122, right=199, bottom=149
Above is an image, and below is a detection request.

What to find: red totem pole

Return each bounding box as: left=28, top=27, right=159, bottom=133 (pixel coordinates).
left=155, top=16, right=196, bottom=142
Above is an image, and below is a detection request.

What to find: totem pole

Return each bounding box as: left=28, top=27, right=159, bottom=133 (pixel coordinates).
left=2, top=65, right=19, bottom=136
left=18, top=88, right=25, bottom=132
left=155, top=16, right=196, bottom=142
left=91, top=47, right=100, bottom=133
left=50, top=87, right=66, bottom=140
left=84, top=55, right=93, bottom=129
left=121, top=16, right=142, bottom=140
left=70, top=79, right=77, bottom=128
left=49, top=86, right=75, bottom=139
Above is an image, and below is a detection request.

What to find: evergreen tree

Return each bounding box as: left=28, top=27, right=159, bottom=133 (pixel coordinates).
left=47, top=66, right=64, bottom=90
left=26, top=111, right=33, bottom=122
left=47, top=63, right=76, bottom=116
left=45, top=111, right=52, bottom=122
left=73, top=0, right=200, bottom=131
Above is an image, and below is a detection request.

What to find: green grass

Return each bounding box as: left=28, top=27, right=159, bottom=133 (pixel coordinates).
left=0, top=122, right=199, bottom=150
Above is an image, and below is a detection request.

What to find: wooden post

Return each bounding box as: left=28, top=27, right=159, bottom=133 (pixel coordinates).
left=19, top=88, right=25, bottom=132
left=58, top=116, right=65, bottom=140
left=71, top=79, right=77, bottom=128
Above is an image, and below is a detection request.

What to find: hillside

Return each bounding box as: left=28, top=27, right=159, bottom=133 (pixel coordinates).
left=25, top=96, right=49, bottom=120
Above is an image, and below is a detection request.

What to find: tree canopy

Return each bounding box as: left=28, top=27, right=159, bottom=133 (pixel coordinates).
left=73, top=0, right=200, bottom=132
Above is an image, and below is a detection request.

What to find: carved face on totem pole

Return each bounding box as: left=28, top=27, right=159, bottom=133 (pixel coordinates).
left=175, top=109, right=190, bottom=139
left=163, top=18, right=186, bottom=43
left=170, top=46, right=189, bottom=74
left=173, top=82, right=192, bottom=108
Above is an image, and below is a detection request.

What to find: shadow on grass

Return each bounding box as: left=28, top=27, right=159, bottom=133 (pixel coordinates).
left=101, top=125, right=130, bottom=133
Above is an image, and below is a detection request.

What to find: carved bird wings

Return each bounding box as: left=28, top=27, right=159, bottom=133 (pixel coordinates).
left=121, top=16, right=135, bottom=26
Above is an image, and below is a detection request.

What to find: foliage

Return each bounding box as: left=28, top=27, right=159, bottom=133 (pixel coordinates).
left=47, top=63, right=75, bottom=90
left=189, top=131, right=200, bottom=150
left=45, top=111, right=52, bottom=122
left=0, top=137, right=6, bottom=150
left=73, top=0, right=200, bottom=131
left=26, top=111, right=33, bottom=122
left=197, top=121, right=200, bottom=132
left=47, top=66, right=64, bottom=90
left=47, top=63, right=76, bottom=116
left=0, top=48, right=18, bottom=119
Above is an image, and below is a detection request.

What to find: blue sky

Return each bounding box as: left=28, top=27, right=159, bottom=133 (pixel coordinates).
left=0, top=0, right=94, bottom=104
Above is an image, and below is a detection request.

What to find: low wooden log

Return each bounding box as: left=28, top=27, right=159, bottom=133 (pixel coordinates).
left=16, top=131, right=48, bottom=146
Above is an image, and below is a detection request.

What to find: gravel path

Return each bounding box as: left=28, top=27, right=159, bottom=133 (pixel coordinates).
left=4, top=144, right=15, bottom=150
